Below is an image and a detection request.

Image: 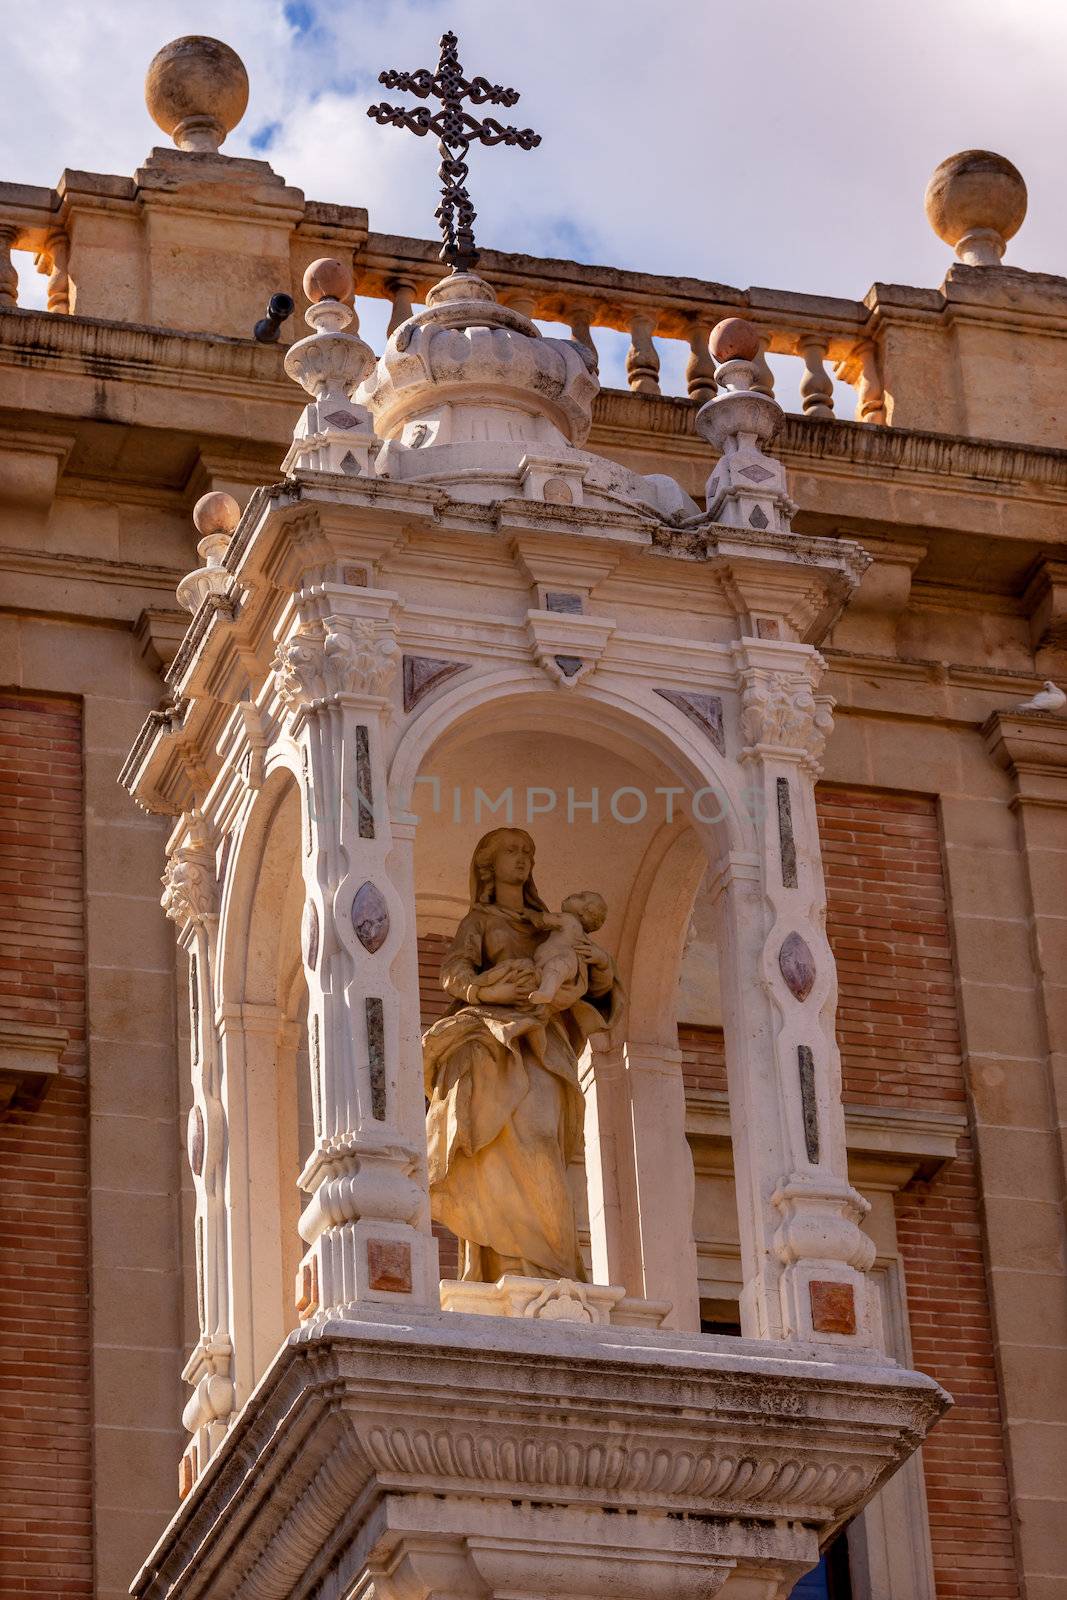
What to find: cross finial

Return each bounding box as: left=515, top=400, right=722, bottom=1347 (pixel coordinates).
left=367, top=30, right=541, bottom=274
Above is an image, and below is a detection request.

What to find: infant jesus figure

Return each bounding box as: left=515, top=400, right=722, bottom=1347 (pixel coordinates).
left=527, top=890, right=610, bottom=1006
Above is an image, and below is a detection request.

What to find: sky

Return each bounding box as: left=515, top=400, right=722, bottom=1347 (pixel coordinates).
left=3, top=0, right=1065, bottom=396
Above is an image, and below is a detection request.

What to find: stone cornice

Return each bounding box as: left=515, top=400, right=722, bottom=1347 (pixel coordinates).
left=3, top=309, right=1067, bottom=503
left=687, top=1091, right=966, bottom=1187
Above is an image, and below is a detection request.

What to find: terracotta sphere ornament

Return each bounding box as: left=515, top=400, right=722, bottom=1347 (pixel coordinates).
left=145, top=36, right=250, bottom=155
left=303, top=258, right=355, bottom=305
left=192, top=491, right=241, bottom=538
left=709, top=317, right=761, bottom=365
left=924, top=149, right=1027, bottom=267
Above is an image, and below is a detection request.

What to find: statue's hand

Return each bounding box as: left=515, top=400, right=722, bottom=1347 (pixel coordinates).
left=472, top=958, right=537, bottom=1005
left=575, top=938, right=612, bottom=987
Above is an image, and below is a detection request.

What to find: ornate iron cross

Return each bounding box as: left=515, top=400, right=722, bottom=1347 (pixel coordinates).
left=367, top=31, right=541, bottom=274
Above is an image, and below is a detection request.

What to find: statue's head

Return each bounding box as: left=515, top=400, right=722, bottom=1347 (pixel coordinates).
left=469, top=828, right=546, bottom=911
left=561, top=890, right=607, bottom=932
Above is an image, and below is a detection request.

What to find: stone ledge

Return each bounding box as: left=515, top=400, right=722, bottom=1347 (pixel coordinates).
left=0, top=1021, right=67, bottom=1117
left=132, top=1306, right=948, bottom=1600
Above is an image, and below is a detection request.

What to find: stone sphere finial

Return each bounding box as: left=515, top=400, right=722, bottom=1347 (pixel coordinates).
left=145, top=37, right=250, bottom=154
left=303, top=258, right=354, bottom=304
left=192, top=491, right=241, bottom=539
left=924, top=150, right=1027, bottom=267
left=709, top=317, right=761, bottom=365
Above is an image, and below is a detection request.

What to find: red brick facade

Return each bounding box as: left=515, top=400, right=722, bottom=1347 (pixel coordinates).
left=819, top=786, right=1019, bottom=1599
left=0, top=693, right=92, bottom=1597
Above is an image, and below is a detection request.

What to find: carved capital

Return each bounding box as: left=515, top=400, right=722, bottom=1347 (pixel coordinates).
left=740, top=672, right=834, bottom=770
left=161, top=851, right=216, bottom=927
left=272, top=619, right=400, bottom=713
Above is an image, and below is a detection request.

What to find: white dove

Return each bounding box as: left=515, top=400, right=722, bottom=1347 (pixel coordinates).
left=1015, top=680, right=1067, bottom=713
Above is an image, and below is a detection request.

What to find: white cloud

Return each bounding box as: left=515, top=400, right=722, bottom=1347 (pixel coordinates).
left=2, top=0, right=1063, bottom=334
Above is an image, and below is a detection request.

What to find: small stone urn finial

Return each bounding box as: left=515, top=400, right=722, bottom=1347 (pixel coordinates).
left=281, top=259, right=377, bottom=478
left=924, top=150, right=1027, bottom=268
left=176, top=492, right=241, bottom=613
left=695, top=319, right=795, bottom=534
left=145, top=36, right=250, bottom=155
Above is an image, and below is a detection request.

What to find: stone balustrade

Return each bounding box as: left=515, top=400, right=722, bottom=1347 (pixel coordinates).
left=357, top=230, right=886, bottom=423
left=0, top=184, right=71, bottom=314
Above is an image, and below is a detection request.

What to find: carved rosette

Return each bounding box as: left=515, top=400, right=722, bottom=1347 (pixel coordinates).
left=739, top=672, right=835, bottom=772
left=271, top=619, right=400, bottom=715
left=161, top=852, right=216, bottom=927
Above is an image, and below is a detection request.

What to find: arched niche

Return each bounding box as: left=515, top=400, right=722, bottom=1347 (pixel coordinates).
left=400, top=680, right=740, bottom=1328
left=215, top=767, right=314, bottom=1402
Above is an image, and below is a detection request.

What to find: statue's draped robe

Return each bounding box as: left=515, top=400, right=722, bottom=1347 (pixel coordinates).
left=423, top=902, right=621, bottom=1281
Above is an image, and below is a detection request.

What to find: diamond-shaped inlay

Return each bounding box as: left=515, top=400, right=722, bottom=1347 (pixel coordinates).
left=739, top=463, right=775, bottom=483
left=324, top=410, right=360, bottom=430
left=749, top=504, right=769, bottom=529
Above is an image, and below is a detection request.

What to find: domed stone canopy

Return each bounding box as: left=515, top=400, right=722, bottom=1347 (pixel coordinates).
left=352, top=270, right=697, bottom=519
left=358, top=271, right=598, bottom=447
left=145, top=36, right=249, bottom=154
left=924, top=149, right=1027, bottom=267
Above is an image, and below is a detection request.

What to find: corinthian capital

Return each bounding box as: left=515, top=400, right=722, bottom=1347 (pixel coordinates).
left=161, top=851, right=216, bottom=927
left=272, top=619, right=399, bottom=713
left=740, top=673, right=834, bottom=770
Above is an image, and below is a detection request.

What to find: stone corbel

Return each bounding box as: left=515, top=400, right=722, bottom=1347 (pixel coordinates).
left=1022, top=557, right=1067, bottom=660
left=0, top=1022, right=67, bottom=1118
left=983, top=710, right=1067, bottom=808
left=829, top=537, right=927, bottom=654
left=134, top=607, right=189, bottom=674
left=525, top=608, right=615, bottom=687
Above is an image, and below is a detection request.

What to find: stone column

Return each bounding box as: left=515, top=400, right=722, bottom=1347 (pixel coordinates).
left=160, top=821, right=234, bottom=1491
left=271, top=587, right=438, bottom=1319
left=716, top=641, right=875, bottom=1343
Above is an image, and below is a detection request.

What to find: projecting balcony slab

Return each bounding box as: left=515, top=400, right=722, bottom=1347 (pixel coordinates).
left=132, top=1304, right=949, bottom=1600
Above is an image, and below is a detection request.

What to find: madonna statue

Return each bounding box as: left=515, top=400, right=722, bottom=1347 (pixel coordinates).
left=422, top=827, right=623, bottom=1282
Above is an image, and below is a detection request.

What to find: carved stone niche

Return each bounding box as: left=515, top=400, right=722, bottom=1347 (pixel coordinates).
left=132, top=1308, right=948, bottom=1600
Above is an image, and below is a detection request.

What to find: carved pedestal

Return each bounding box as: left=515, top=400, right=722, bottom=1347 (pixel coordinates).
left=133, top=1309, right=947, bottom=1600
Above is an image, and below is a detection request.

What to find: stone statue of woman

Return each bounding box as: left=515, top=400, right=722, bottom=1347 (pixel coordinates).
left=422, top=827, right=623, bottom=1282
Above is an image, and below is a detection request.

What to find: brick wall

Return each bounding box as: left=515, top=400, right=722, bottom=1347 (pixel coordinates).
left=819, top=786, right=1018, bottom=1600
left=0, top=692, right=92, bottom=1597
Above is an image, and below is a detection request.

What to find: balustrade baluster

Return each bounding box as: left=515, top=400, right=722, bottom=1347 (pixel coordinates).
left=35, top=228, right=70, bottom=314
left=852, top=338, right=887, bottom=424
left=567, top=304, right=599, bottom=372
left=798, top=335, right=834, bottom=419
left=626, top=312, right=661, bottom=395
left=0, top=224, right=19, bottom=310
left=751, top=334, right=775, bottom=398
left=502, top=290, right=536, bottom=320
left=686, top=322, right=717, bottom=404
left=386, top=273, right=418, bottom=335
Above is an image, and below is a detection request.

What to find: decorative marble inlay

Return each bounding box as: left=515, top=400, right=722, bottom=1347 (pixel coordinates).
left=654, top=688, right=726, bottom=755
left=302, top=899, right=320, bottom=969
left=810, top=1279, right=856, bottom=1336
left=554, top=654, right=584, bottom=679
left=189, top=953, right=200, bottom=1065
left=352, top=881, right=389, bottom=953
left=187, top=1104, right=205, bottom=1177
left=749, top=503, right=770, bottom=529
left=777, top=776, right=798, bottom=888
left=367, top=1238, right=412, bottom=1294
left=310, top=1014, right=322, bottom=1136
left=797, top=1044, right=819, bottom=1163
left=365, top=996, right=386, bottom=1120
left=544, top=591, right=583, bottom=615
left=355, top=724, right=375, bottom=839
left=402, top=654, right=469, bottom=713
left=779, top=931, right=816, bottom=1001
